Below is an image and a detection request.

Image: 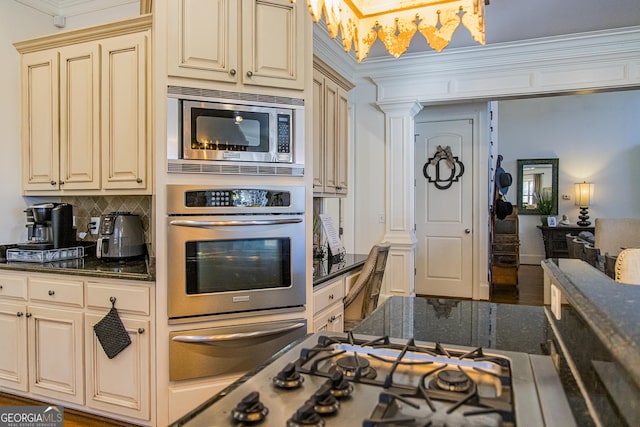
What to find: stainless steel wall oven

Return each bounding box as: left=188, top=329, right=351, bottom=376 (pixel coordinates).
left=166, top=185, right=306, bottom=319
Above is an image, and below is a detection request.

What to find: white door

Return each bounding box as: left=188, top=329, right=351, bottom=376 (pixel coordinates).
left=415, top=120, right=473, bottom=298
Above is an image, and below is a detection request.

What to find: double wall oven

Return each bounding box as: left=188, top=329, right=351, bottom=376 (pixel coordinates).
left=167, top=185, right=306, bottom=319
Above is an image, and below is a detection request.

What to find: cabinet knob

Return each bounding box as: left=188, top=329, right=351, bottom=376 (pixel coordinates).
left=59, top=181, right=64, bottom=185
left=50, top=181, right=57, bottom=186
left=136, top=178, right=143, bottom=183
left=17, top=312, right=23, bottom=317
left=328, top=294, right=334, bottom=300
left=48, top=290, right=55, bottom=296
left=230, top=69, right=237, bottom=76
left=138, top=328, right=145, bottom=334
left=246, top=70, right=253, bottom=77
left=465, top=229, right=471, bottom=234
left=0, top=285, right=3, bottom=290
left=26, top=313, right=32, bottom=318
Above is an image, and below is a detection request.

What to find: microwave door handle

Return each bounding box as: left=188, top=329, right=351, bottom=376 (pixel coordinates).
left=169, top=218, right=303, bottom=227
left=171, top=322, right=306, bottom=344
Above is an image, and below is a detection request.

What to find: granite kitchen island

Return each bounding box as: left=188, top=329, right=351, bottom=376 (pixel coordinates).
left=171, top=295, right=596, bottom=426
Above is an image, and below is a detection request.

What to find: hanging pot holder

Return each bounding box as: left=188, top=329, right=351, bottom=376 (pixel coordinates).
left=93, top=297, right=131, bottom=359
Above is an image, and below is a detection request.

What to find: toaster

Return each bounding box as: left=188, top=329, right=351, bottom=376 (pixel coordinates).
left=96, top=212, right=145, bottom=260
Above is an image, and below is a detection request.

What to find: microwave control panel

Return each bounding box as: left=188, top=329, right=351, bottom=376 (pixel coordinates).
left=277, top=114, right=291, bottom=154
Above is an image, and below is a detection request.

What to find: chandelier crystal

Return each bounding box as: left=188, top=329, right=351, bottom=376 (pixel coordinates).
left=294, top=0, right=486, bottom=62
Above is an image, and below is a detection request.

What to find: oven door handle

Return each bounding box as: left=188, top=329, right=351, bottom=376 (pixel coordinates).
left=169, top=218, right=303, bottom=227
left=171, top=322, right=306, bottom=344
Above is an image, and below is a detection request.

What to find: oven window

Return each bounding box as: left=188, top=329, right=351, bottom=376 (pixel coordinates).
left=192, top=108, right=269, bottom=152
left=185, top=238, right=291, bottom=294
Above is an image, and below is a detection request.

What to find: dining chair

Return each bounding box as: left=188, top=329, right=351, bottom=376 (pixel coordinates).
left=567, top=237, right=585, bottom=259
left=604, top=253, right=617, bottom=279
left=581, top=244, right=601, bottom=269
left=343, top=242, right=391, bottom=331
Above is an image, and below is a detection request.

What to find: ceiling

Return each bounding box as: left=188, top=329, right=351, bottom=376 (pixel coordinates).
left=14, top=0, right=640, bottom=59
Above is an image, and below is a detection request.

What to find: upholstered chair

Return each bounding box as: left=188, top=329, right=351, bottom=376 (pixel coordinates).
left=343, top=242, right=391, bottom=331
left=614, top=248, right=640, bottom=285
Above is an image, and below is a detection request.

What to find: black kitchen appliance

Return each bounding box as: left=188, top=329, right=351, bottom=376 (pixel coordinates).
left=96, top=212, right=146, bottom=260
left=22, top=203, right=75, bottom=250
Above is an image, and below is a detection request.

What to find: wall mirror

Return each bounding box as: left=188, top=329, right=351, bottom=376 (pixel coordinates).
left=516, top=158, right=559, bottom=215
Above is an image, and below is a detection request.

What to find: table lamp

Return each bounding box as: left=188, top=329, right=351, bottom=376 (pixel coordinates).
left=575, top=182, right=593, bottom=227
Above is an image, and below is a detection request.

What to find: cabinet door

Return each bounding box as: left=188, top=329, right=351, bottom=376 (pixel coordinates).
left=312, top=69, right=325, bottom=192
left=59, top=42, right=100, bottom=190
left=0, top=302, right=28, bottom=391
left=28, top=305, right=84, bottom=404
left=85, top=313, right=150, bottom=420
left=100, top=31, right=149, bottom=191
left=241, top=0, right=305, bottom=90
left=167, top=0, right=239, bottom=83
left=335, top=86, right=349, bottom=195
left=313, top=303, right=344, bottom=333
left=21, top=50, right=59, bottom=192
left=323, top=78, right=339, bottom=193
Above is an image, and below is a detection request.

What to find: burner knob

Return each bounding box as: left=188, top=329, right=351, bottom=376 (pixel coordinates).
left=273, top=361, right=304, bottom=389
left=327, top=369, right=354, bottom=398
left=287, top=402, right=325, bottom=427
left=312, top=383, right=340, bottom=415
left=231, top=391, right=269, bottom=424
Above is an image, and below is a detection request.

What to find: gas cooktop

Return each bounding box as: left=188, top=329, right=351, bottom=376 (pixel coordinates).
left=175, top=332, right=576, bottom=427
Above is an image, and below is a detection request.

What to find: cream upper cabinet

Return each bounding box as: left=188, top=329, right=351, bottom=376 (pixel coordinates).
left=100, top=32, right=149, bottom=191
left=20, top=50, right=60, bottom=191
left=15, top=15, right=152, bottom=196
left=168, top=0, right=305, bottom=90
left=312, top=58, right=352, bottom=196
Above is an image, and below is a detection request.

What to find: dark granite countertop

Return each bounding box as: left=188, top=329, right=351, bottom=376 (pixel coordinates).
left=0, top=247, right=154, bottom=281
left=353, top=296, right=551, bottom=354
left=542, top=259, right=640, bottom=425
left=313, top=253, right=367, bottom=286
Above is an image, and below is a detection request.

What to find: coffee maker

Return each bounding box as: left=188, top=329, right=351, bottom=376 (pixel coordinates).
left=23, top=203, right=76, bottom=250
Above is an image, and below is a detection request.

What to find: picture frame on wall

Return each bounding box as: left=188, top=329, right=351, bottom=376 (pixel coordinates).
left=547, top=216, right=557, bottom=227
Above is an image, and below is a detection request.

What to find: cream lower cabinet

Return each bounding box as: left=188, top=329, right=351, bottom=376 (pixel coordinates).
left=0, top=272, right=153, bottom=424
left=168, top=0, right=305, bottom=90
left=0, top=301, right=28, bottom=392
left=313, top=277, right=345, bottom=332
left=313, top=59, right=352, bottom=195
left=15, top=15, right=151, bottom=195
left=84, top=280, right=152, bottom=421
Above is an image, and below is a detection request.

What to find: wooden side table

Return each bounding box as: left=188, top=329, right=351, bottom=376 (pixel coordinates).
left=538, top=225, right=595, bottom=259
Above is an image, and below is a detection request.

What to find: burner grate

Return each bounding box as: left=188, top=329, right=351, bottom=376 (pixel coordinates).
left=291, top=333, right=515, bottom=426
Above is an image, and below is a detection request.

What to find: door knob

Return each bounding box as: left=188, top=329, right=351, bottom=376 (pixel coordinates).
left=465, top=229, right=471, bottom=234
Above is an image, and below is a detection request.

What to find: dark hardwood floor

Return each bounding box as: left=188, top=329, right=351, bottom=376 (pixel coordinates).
left=0, top=392, right=140, bottom=427
left=490, top=264, right=544, bottom=305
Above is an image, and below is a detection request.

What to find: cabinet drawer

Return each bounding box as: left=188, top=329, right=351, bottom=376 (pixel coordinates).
left=0, top=273, right=27, bottom=301
left=86, top=281, right=150, bottom=315
left=313, top=278, right=344, bottom=315
left=29, top=277, right=84, bottom=308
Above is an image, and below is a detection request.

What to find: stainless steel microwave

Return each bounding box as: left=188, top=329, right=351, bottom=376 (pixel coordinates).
left=167, top=88, right=304, bottom=164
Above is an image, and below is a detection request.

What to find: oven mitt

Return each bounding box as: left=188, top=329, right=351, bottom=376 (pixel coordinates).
left=93, top=302, right=131, bottom=359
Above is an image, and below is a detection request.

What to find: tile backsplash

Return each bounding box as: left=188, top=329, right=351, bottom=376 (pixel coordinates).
left=61, top=195, right=152, bottom=246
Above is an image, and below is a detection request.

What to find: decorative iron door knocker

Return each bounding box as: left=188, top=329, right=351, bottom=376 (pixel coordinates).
left=422, top=145, right=465, bottom=190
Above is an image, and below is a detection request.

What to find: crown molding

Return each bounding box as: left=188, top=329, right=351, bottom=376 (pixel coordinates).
left=15, top=0, right=138, bottom=17
left=359, top=26, right=640, bottom=103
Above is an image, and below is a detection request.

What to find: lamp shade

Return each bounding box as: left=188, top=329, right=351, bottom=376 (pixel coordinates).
left=575, top=182, right=592, bottom=207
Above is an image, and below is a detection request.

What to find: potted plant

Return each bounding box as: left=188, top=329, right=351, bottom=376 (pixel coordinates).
left=535, top=192, right=554, bottom=225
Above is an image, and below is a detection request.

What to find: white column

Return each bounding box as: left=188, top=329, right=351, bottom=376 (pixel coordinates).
left=377, top=101, right=422, bottom=297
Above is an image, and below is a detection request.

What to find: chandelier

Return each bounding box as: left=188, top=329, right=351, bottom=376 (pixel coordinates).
left=294, top=0, right=486, bottom=62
